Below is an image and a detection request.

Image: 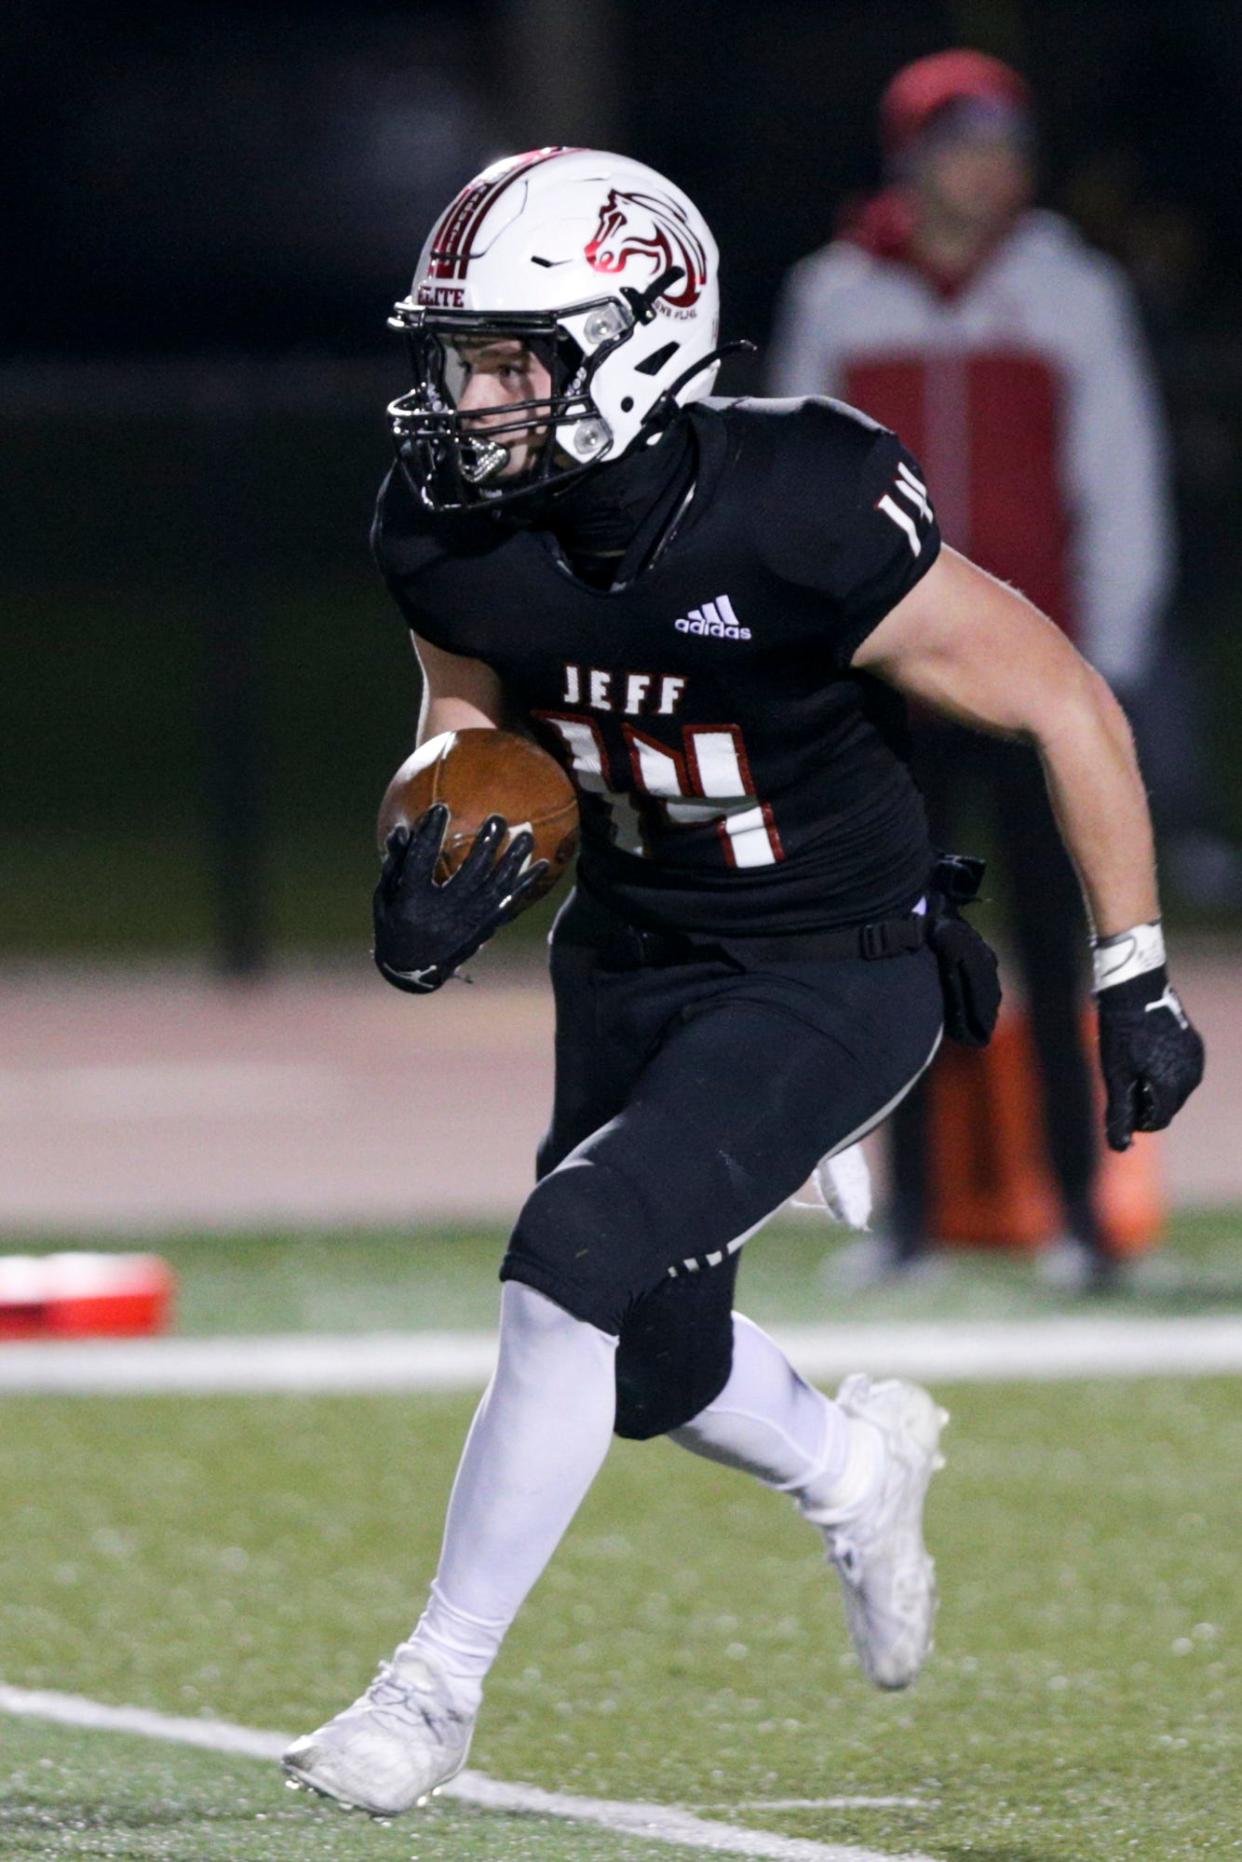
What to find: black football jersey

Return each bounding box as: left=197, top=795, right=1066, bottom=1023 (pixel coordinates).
left=373, top=396, right=941, bottom=934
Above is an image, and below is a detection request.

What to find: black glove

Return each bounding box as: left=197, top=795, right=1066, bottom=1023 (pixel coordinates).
left=1097, top=966, right=1205, bottom=1152
left=372, top=803, right=547, bottom=995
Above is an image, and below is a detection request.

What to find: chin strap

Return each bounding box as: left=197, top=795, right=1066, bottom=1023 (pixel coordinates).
left=640, top=339, right=758, bottom=435
left=622, top=264, right=687, bottom=324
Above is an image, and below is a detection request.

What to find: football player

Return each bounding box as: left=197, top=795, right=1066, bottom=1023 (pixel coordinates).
left=283, top=148, right=1204, bottom=1816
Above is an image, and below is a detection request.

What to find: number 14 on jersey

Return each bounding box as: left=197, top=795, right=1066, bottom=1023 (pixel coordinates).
left=535, top=711, right=785, bottom=869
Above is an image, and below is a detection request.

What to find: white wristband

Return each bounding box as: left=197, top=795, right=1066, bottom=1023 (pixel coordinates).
left=1091, top=920, right=1165, bottom=993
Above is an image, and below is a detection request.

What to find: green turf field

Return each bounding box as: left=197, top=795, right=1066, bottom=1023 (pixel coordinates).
left=2, top=1219, right=1240, bottom=1860
left=51, top=1203, right=1242, bottom=1338
left=2, top=1382, right=1239, bottom=1860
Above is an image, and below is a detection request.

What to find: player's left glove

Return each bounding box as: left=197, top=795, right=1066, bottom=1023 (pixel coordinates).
left=1094, top=924, right=1205, bottom=1152
left=372, top=803, right=546, bottom=995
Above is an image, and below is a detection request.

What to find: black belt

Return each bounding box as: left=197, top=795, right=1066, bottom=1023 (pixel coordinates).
left=596, top=912, right=929, bottom=971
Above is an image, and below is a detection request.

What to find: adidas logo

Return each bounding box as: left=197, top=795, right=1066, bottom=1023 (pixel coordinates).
left=674, top=594, right=751, bottom=640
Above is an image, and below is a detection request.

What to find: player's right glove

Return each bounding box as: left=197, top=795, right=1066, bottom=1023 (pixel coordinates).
left=1094, top=924, right=1205, bottom=1152
left=372, top=803, right=546, bottom=996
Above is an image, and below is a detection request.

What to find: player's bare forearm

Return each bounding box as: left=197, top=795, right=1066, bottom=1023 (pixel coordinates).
left=422, top=695, right=497, bottom=741
left=411, top=631, right=505, bottom=744
left=1033, top=665, right=1157, bottom=936
left=852, top=547, right=1158, bottom=933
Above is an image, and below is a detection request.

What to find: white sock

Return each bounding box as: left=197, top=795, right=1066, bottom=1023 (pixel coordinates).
left=405, top=1283, right=617, bottom=1704
left=669, top=1312, right=883, bottom=1518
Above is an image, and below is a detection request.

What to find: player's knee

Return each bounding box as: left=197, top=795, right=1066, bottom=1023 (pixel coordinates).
left=501, top=1157, right=643, bottom=1337
left=613, top=1284, right=735, bottom=1440
left=614, top=1343, right=732, bottom=1440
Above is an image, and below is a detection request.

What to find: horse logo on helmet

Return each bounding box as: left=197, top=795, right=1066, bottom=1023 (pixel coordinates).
left=584, top=189, right=708, bottom=310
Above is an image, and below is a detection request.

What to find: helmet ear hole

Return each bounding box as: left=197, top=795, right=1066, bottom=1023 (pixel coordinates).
left=635, top=341, right=680, bottom=377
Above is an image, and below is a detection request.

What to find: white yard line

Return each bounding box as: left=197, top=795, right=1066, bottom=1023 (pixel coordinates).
left=0, top=1330, right=501, bottom=1395
left=721, top=1802, right=935, bottom=1813
left=0, top=1685, right=285, bottom=1762
left=0, top=1683, right=937, bottom=1862
left=1, top=1315, right=1240, bottom=1394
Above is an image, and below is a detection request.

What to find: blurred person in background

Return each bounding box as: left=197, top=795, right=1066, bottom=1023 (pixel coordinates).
left=768, top=49, right=1176, bottom=1289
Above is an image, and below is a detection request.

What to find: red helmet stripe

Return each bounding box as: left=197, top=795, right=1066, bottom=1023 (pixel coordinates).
left=430, top=147, right=575, bottom=280
left=449, top=147, right=571, bottom=279
left=427, top=177, right=497, bottom=279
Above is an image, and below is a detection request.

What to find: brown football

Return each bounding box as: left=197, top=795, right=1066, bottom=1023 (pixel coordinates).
left=377, top=728, right=580, bottom=910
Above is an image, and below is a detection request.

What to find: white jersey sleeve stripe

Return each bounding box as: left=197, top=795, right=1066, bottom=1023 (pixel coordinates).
left=895, top=461, right=933, bottom=523
left=877, top=493, right=922, bottom=557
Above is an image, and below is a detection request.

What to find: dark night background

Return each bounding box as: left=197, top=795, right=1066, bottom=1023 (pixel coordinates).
left=5, top=0, right=1242, bottom=964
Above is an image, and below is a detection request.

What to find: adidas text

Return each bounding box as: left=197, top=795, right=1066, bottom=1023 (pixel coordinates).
left=675, top=595, right=751, bottom=641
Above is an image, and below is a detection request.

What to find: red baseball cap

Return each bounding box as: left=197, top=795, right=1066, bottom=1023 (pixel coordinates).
left=881, top=49, right=1032, bottom=159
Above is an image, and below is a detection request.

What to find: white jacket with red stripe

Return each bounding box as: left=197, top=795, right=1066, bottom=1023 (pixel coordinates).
left=766, top=209, right=1173, bottom=686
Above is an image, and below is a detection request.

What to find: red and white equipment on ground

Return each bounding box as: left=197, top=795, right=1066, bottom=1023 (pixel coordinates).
left=0, top=1253, right=175, bottom=1339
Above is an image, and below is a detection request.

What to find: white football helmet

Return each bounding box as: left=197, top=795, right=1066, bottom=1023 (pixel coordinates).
left=387, top=146, right=723, bottom=509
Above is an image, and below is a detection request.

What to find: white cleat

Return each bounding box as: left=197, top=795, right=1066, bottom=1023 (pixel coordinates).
left=281, top=1646, right=476, bottom=1817
left=805, top=1373, right=948, bottom=1690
